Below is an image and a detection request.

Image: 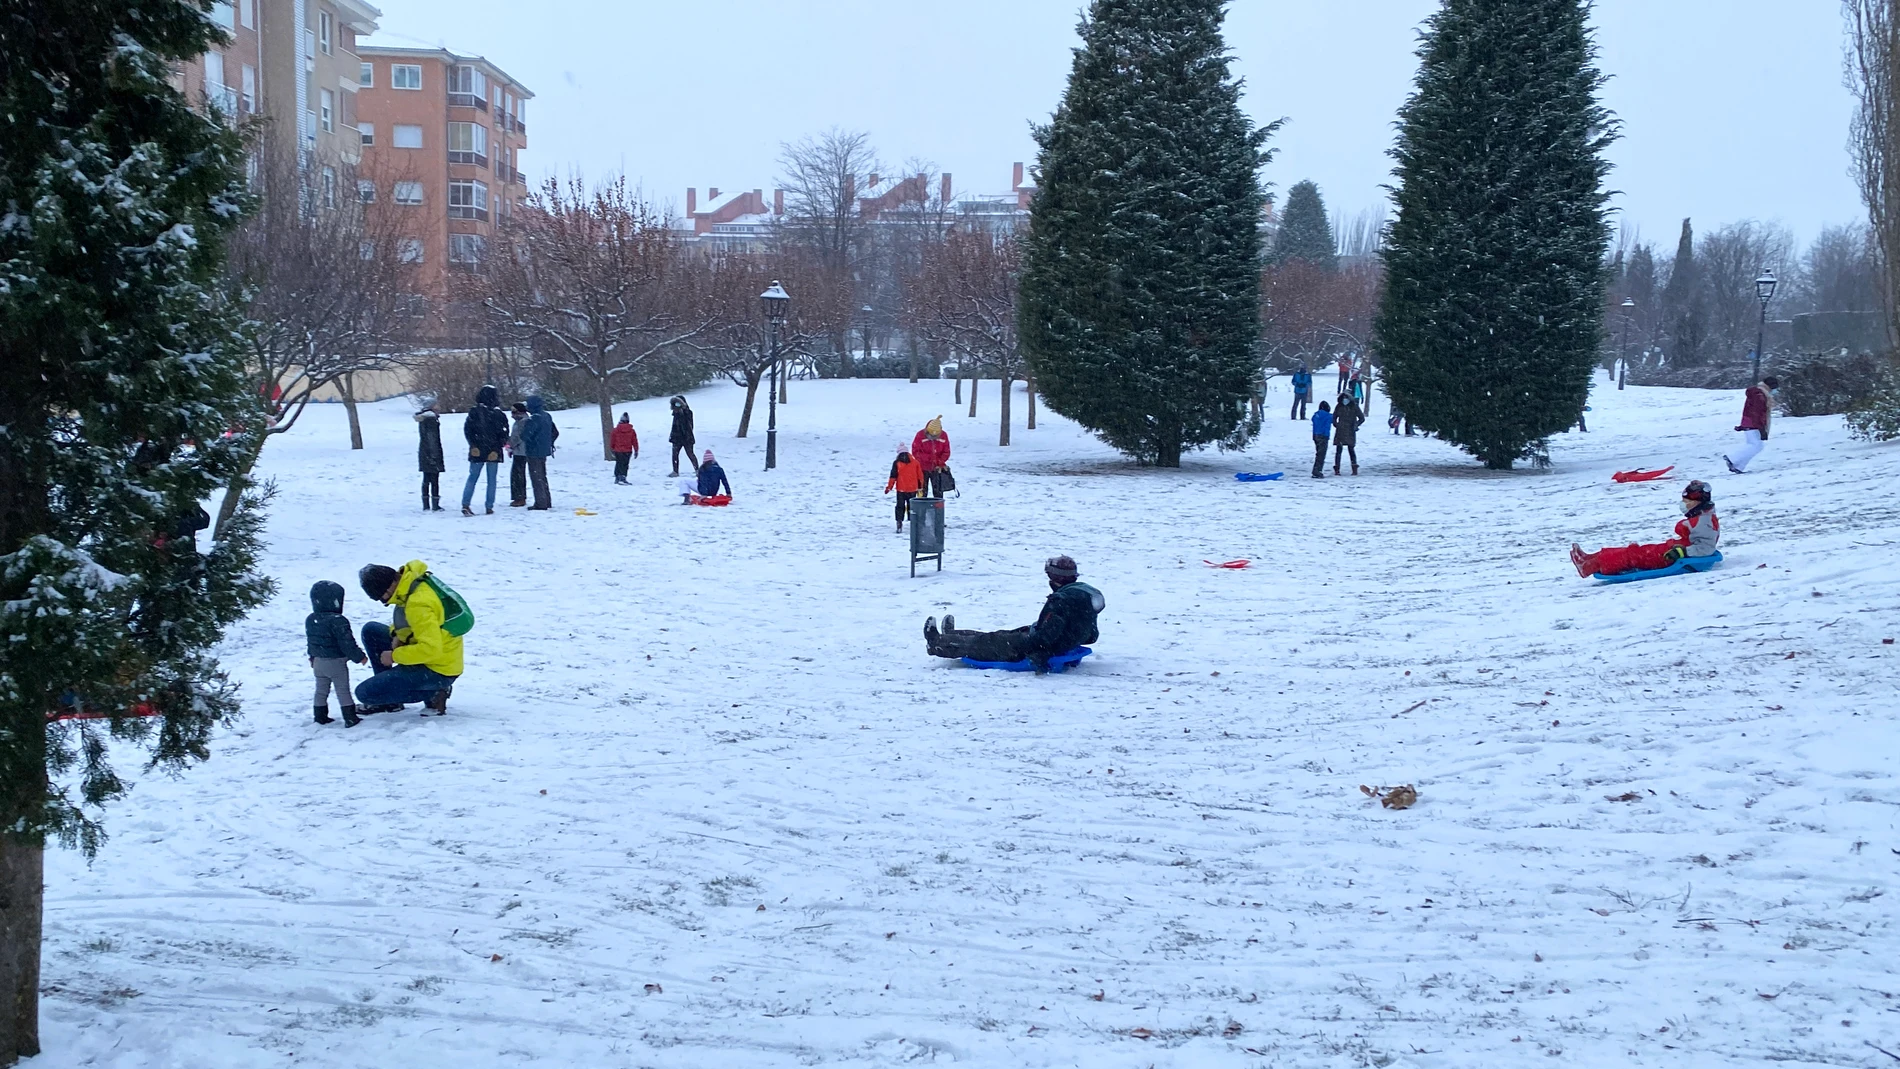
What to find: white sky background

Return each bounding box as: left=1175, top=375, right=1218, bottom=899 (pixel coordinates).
left=367, top=0, right=1862, bottom=250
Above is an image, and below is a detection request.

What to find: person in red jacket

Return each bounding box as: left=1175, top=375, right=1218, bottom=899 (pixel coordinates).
left=609, top=412, right=639, bottom=484
left=884, top=448, right=924, bottom=532
left=1724, top=376, right=1778, bottom=473
left=1570, top=480, right=1721, bottom=577
left=911, top=416, right=952, bottom=497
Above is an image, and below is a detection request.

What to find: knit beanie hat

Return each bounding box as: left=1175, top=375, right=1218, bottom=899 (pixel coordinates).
left=358, top=563, right=400, bottom=602
left=1044, top=555, right=1079, bottom=582
left=619, top=412, right=630, bottom=422
left=702, top=449, right=715, bottom=464
left=924, top=416, right=943, bottom=437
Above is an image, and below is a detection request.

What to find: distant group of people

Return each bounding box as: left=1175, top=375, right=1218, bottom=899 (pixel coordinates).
left=415, top=385, right=561, bottom=515
left=883, top=416, right=955, bottom=531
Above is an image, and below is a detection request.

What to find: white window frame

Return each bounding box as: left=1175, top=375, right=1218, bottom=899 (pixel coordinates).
left=359, top=62, right=373, bottom=87
left=357, top=178, right=376, bottom=204
left=393, top=181, right=424, bottom=206
left=319, top=88, right=334, bottom=132
left=397, top=238, right=424, bottom=264
left=240, top=0, right=254, bottom=28
left=240, top=64, right=256, bottom=113
left=358, top=121, right=374, bottom=146
left=320, top=167, right=336, bottom=209
left=448, top=233, right=486, bottom=265
left=211, top=0, right=234, bottom=29
left=318, top=11, right=332, bottom=54
left=392, top=64, right=422, bottom=91
left=448, top=179, right=489, bottom=220
left=392, top=124, right=423, bottom=149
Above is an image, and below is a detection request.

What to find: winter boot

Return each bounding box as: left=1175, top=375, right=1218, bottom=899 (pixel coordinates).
left=423, top=493, right=432, bottom=511
left=923, top=616, right=940, bottom=652
left=422, top=686, right=452, bottom=716
left=314, top=704, right=334, bottom=725
left=941, top=614, right=954, bottom=633
left=342, top=705, right=362, bottom=728
left=1723, top=455, right=1740, bottom=474
left=462, top=505, right=475, bottom=516
left=1352, top=464, right=1360, bottom=475
left=1569, top=543, right=1598, bottom=579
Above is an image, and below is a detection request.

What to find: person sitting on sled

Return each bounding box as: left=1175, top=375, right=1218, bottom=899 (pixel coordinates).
left=1570, top=480, right=1719, bottom=578
left=923, top=555, right=1104, bottom=673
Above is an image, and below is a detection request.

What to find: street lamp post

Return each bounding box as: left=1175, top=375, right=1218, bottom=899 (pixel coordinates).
left=1752, top=269, right=1778, bottom=385
left=1618, top=296, right=1635, bottom=390
left=760, top=280, right=791, bottom=471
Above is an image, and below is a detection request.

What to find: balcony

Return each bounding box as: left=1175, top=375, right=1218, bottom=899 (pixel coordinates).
left=508, top=115, right=526, bottom=135
left=447, top=205, right=490, bottom=222
left=448, top=92, right=488, bottom=110
left=447, top=151, right=489, bottom=169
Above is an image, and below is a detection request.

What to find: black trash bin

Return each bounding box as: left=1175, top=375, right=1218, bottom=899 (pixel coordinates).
left=908, top=496, right=944, bottom=577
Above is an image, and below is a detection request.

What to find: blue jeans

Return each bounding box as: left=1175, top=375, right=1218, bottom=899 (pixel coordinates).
left=354, top=622, right=458, bottom=706
left=461, top=460, right=499, bottom=510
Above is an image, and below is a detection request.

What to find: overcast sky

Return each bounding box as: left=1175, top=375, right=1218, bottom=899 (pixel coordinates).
left=368, top=0, right=1862, bottom=251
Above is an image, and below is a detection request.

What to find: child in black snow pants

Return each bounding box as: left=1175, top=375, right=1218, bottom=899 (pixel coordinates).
left=1310, top=401, right=1334, bottom=479
left=416, top=407, right=445, bottom=510
left=307, top=580, right=368, bottom=726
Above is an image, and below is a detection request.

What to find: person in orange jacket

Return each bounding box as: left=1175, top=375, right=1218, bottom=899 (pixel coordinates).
left=609, top=412, right=639, bottom=484
left=885, top=448, right=924, bottom=532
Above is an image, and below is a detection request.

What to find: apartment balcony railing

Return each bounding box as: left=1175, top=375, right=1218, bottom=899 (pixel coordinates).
left=448, top=92, right=488, bottom=110
left=508, top=116, right=526, bottom=135
left=447, top=205, right=490, bottom=222
left=448, top=151, right=489, bottom=168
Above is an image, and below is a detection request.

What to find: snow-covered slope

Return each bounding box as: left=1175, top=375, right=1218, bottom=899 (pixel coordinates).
left=38, top=376, right=1900, bottom=1068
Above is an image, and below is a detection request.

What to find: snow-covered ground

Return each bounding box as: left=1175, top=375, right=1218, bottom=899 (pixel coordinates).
left=37, top=375, right=1900, bottom=1069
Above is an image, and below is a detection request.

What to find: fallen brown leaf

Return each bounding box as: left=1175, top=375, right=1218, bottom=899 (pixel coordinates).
left=489, top=953, right=503, bottom=962
left=1090, top=990, right=1105, bottom=1001
left=1383, top=785, right=1418, bottom=810
left=1128, top=1027, right=1155, bottom=1040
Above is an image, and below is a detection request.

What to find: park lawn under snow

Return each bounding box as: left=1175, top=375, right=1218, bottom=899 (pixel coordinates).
left=34, top=374, right=1900, bottom=1069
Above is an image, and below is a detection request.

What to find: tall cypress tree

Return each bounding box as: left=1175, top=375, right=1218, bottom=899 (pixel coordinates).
left=1661, top=218, right=1708, bottom=364
left=1272, top=180, right=1338, bottom=270
left=1373, top=0, right=1616, bottom=469
left=0, top=2, right=272, bottom=1059
left=1019, top=0, right=1272, bottom=467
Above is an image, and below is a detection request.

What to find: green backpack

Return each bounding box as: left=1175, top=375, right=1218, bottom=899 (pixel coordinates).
left=420, top=573, right=475, bottom=637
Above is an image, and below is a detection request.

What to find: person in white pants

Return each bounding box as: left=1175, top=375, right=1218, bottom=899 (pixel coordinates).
left=1725, top=376, right=1778, bottom=473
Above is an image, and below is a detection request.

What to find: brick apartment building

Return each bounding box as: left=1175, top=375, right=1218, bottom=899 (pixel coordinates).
left=355, top=47, right=532, bottom=298
left=173, top=0, right=382, bottom=193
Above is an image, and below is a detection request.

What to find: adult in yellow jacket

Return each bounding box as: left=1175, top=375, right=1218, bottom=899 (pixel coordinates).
left=353, top=560, right=462, bottom=714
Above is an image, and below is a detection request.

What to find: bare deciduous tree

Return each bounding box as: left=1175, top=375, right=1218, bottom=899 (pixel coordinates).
left=914, top=228, right=1027, bottom=445
left=777, top=128, right=879, bottom=377
left=219, top=139, right=419, bottom=534
left=485, top=176, right=710, bottom=459
left=1847, top=0, right=1900, bottom=345
left=696, top=247, right=853, bottom=436
left=1259, top=260, right=1383, bottom=371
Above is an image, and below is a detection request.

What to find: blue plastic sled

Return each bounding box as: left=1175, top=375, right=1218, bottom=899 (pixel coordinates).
left=1593, top=551, right=1723, bottom=584
left=961, top=647, right=1093, bottom=673
left=1235, top=472, right=1284, bottom=482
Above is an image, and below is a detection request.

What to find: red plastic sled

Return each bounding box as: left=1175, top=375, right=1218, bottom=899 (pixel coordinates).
left=689, top=494, right=732, bottom=507
left=1202, top=559, right=1251, bottom=569
left=1611, top=466, right=1674, bottom=483
left=48, top=702, right=163, bottom=724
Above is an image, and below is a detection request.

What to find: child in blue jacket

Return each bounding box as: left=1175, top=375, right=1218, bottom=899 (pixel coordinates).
left=1310, top=402, right=1334, bottom=479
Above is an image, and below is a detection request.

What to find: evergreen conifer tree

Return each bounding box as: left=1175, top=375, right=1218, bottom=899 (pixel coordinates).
left=0, top=3, right=273, bottom=1059
left=1372, top=0, right=1616, bottom=469
left=1661, top=218, right=1708, bottom=364
left=1019, top=0, right=1273, bottom=466
left=1271, top=180, right=1338, bottom=270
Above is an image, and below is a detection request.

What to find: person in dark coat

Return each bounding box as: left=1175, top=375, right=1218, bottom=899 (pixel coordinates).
left=507, top=402, right=529, bottom=507
left=668, top=396, right=698, bottom=476
left=1332, top=394, right=1363, bottom=475
left=307, top=580, right=368, bottom=726
left=521, top=395, right=559, bottom=510
left=415, top=408, right=445, bottom=510
left=696, top=449, right=731, bottom=498
left=924, top=556, right=1104, bottom=674
left=460, top=384, right=509, bottom=515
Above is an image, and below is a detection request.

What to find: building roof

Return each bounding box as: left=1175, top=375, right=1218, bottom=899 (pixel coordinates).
left=356, top=44, right=535, bottom=97
left=335, top=0, right=381, bottom=33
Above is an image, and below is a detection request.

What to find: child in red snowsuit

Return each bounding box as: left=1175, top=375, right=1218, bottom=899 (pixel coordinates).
left=1571, top=480, right=1720, bottom=578
left=884, top=449, right=924, bottom=531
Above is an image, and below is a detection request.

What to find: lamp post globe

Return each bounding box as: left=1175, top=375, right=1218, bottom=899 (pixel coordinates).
left=760, top=281, right=791, bottom=470
left=1752, top=269, right=1777, bottom=384
left=1618, top=296, right=1635, bottom=391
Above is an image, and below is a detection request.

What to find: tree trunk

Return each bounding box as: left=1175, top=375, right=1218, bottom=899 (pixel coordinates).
left=954, top=367, right=963, bottom=405
left=778, top=354, right=789, bottom=404
left=907, top=333, right=919, bottom=383
left=0, top=835, right=44, bottom=1065
left=1026, top=375, right=1037, bottom=430
left=998, top=373, right=1012, bottom=446
left=863, top=329, right=874, bottom=376
left=214, top=438, right=267, bottom=540
left=833, top=331, right=853, bottom=378
left=339, top=373, right=365, bottom=450
left=736, top=368, right=762, bottom=437
left=1157, top=436, right=1182, bottom=468
left=596, top=376, right=615, bottom=461
left=967, top=373, right=979, bottom=418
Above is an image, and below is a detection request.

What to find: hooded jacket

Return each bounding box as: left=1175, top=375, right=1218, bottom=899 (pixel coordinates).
left=1332, top=398, right=1363, bottom=445
left=1025, top=581, right=1104, bottom=659
left=1291, top=368, right=1312, bottom=397
left=306, top=580, right=366, bottom=661
left=669, top=398, right=695, bottom=445
left=386, top=560, right=463, bottom=677
left=610, top=420, right=639, bottom=455
left=1738, top=384, right=1773, bottom=438
left=886, top=452, right=923, bottom=493
left=464, top=385, right=509, bottom=461
left=697, top=459, right=731, bottom=497
left=520, top=395, right=558, bottom=458
left=416, top=411, right=445, bottom=472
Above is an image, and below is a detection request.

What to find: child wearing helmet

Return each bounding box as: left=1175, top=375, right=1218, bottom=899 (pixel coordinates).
left=1570, top=480, right=1720, bottom=578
